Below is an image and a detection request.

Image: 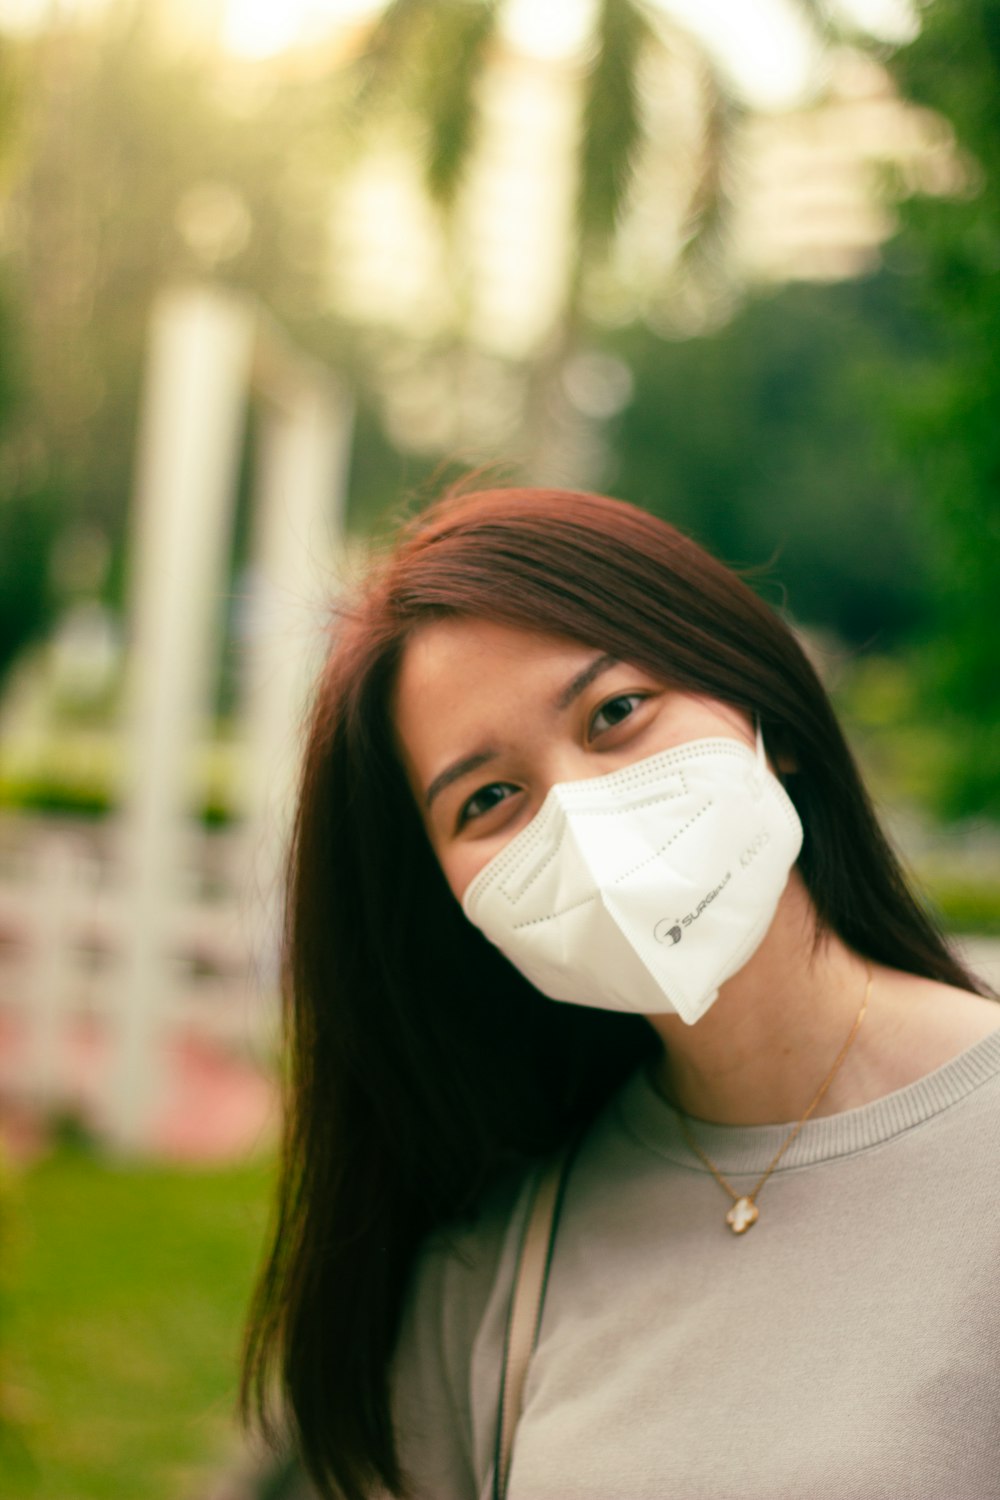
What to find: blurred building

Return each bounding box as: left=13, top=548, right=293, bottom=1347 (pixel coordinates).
left=322, top=32, right=957, bottom=355
left=732, top=48, right=963, bottom=283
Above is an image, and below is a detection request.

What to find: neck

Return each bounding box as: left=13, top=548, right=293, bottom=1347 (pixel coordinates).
left=648, top=874, right=874, bottom=1126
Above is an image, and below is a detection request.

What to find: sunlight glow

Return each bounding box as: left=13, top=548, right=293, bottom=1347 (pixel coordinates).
left=0, top=0, right=921, bottom=89
left=221, top=0, right=380, bottom=59
left=657, top=0, right=821, bottom=109
left=222, top=0, right=302, bottom=58
left=499, top=0, right=599, bottom=62
left=833, top=0, right=918, bottom=43
left=0, top=0, right=104, bottom=31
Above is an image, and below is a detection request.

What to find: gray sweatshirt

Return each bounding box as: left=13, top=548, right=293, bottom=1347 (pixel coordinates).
left=390, top=1027, right=1000, bottom=1499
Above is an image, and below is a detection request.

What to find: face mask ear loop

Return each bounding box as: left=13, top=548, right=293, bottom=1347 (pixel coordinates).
left=753, top=717, right=767, bottom=791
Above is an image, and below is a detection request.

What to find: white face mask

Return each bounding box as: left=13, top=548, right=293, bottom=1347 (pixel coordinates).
left=461, top=724, right=803, bottom=1025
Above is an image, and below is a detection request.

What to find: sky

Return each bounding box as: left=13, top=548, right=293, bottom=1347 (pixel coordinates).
left=212, top=0, right=918, bottom=108
left=0, top=0, right=919, bottom=109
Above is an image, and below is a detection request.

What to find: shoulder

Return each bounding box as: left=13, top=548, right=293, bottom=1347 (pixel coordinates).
left=389, top=1167, right=534, bottom=1500
left=405, top=1167, right=532, bottom=1374
left=867, top=967, right=1000, bottom=1093
left=389, top=1086, right=654, bottom=1497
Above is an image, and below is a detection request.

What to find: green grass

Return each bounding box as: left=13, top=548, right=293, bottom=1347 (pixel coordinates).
left=0, top=1145, right=276, bottom=1500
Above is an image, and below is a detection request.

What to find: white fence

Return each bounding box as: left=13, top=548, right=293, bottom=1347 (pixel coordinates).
left=0, top=812, right=278, bottom=1141
left=2, top=808, right=998, bottom=1146
left=0, top=283, right=351, bottom=1154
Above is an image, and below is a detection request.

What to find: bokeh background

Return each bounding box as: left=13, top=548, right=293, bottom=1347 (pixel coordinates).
left=0, top=0, right=998, bottom=1495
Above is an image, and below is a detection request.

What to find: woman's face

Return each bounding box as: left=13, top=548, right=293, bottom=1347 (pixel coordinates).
left=393, top=617, right=754, bottom=902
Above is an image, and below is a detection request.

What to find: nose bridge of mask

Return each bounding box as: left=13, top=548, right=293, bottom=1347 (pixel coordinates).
left=460, top=720, right=804, bottom=1024
left=462, top=734, right=763, bottom=915
left=486, top=766, right=690, bottom=908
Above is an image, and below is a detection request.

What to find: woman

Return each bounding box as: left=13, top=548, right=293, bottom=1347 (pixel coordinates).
left=243, top=486, right=1000, bottom=1500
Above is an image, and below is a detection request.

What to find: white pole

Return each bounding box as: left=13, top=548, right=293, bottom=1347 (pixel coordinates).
left=241, top=374, right=353, bottom=993
left=108, top=285, right=254, bottom=1153
left=26, top=833, right=80, bottom=1111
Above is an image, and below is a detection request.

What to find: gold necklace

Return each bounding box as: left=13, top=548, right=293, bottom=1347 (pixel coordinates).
left=664, top=967, right=872, bottom=1235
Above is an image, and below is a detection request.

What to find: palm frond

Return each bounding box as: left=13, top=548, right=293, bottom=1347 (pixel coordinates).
left=354, top=0, right=500, bottom=212
left=416, top=0, right=502, bottom=209
left=577, top=0, right=654, bottom=254
left=676, top=55, right=741, bottom=274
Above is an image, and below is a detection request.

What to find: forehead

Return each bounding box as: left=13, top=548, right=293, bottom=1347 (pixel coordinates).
left=392, top=617, right=602, bottom=781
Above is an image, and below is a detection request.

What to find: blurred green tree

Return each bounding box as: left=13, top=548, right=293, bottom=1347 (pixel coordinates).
left=882, top=0, right=1000, bottom=814
left=0, top=464, right=63, bottom=690
left=601, top=272, right=933, bottom=647
left=0, top=31, right=64, bottom=686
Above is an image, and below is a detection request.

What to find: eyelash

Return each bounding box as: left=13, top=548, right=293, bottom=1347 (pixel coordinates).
left=588, top=692, right=647, bottom=739
left=458, top=783, right=517, bottom=827
left=456, top=693, right=649, bottom=829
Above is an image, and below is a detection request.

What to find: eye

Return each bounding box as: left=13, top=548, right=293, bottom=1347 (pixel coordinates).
left=589, top=693, right=647, bottom=739
left=457, top=781, right=519, bottom=829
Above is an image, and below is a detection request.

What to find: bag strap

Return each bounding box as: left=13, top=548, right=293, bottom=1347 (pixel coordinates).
left=492, top=1141, right=577, bottom=1500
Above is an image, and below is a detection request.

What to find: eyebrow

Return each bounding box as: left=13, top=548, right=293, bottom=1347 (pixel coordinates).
left=552, top=652, right=619, bottom=711
left=425, top=748, right=499, bottom=811
left=423, top=653, right=620, bottom=812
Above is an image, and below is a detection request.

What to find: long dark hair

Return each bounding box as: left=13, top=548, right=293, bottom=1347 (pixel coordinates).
left=243, top=486, right=984, bottom=1500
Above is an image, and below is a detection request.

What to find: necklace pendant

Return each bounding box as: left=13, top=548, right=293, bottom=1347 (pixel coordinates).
left=726, top=1196, right=759, bottom=1234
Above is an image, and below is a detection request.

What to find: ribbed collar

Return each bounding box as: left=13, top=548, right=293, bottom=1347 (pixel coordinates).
left=617, top=1025, right=1000, bottom=1178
